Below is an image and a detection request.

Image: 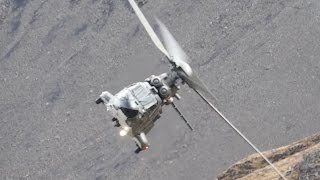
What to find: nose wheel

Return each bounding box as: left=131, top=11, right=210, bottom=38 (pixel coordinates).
left=134, top=147, right=142, bottom=154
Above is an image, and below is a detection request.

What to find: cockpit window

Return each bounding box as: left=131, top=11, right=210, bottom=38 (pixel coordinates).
left=120, top=107, right=139, bottom=118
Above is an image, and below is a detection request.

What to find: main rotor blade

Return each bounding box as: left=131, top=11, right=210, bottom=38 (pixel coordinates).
left=182, top=70, right=218, bottom=102
left=155, top=18, right=216, bottom=100
left=193, top=88, right=287, bottom=180
left=155, top=18, right=189, bottom=64
left=128, top=0, right=170, bottom=58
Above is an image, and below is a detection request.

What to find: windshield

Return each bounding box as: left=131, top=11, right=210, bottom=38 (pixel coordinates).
left=120, top=107, right=138, bottom=118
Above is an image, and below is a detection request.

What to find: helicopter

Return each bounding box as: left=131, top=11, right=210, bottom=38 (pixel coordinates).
left=95, top=0, right=287, bottom=179
left=95, top=0, right=209, bottom=153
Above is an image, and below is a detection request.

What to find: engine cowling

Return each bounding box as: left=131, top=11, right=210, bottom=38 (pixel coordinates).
left=150, top=76, right=163, bottom=87
left=159, top=85, right=171, bottom=98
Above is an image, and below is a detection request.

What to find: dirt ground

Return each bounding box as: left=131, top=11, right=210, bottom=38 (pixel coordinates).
left=1, top=0, right=320, bottom=179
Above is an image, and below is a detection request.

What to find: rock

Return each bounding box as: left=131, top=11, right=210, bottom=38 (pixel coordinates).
left=296, top=150, right=320, bottom=180
left=217, top=133, right=320, bottom=180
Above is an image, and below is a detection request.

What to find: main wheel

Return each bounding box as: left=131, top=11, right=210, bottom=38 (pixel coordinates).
left=95, top=97, right=103, bottom=104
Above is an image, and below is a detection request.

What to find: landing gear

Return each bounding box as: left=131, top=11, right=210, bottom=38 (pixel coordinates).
left=134, top=147, right=142, bottom=154
left=95, top=97, right=103, bottom=104
left=134, top=145, right=149, bottom=154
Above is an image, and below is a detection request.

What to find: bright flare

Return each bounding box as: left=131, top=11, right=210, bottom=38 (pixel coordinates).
left=119, top=130, right=128, bottom=136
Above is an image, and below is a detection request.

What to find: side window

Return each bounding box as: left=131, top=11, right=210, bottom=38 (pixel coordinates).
left=120, top=107, right=139, bottom=118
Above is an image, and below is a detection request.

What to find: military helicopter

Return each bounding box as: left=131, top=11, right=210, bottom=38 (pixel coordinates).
left=95, top=0, right=207, bottom=153
left=96, top=0, right=286, bottom=178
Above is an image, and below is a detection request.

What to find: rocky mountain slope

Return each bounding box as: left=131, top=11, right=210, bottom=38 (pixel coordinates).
left=1, top=0, right=320, bottom=179
left=218, top=133, right=320, bottom=180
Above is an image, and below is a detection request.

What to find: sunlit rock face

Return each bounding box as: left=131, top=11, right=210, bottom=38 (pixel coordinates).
left=217, top=133, right=320, bottom=180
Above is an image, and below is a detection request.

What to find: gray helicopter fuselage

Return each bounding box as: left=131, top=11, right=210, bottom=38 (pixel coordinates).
left=97, top=72, right=180, bottom=152
left=98, top=81, right=163, bottom=149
